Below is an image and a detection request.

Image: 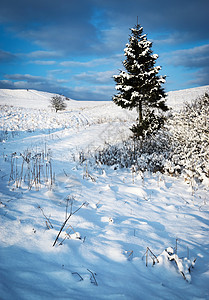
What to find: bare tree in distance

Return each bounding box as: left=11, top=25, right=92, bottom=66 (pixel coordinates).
left=50, top=95, right=67, bottom=112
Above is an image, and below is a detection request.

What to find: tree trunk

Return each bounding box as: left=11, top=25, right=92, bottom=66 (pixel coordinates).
left=138, top=101, right=142, bottom=124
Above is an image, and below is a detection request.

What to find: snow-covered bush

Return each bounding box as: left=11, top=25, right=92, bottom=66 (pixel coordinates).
left=166, top=93, right=209, bottom=184
left=93, top=129, right=171, bottom=172
left=88, top=93, right=209, bottom=185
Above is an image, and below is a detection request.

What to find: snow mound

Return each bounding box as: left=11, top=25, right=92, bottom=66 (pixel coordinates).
left=157, top=247, right=196, bottom=283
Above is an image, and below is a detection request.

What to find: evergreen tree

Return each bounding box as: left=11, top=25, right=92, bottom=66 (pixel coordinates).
left=113, top=23, right=168, bottom=139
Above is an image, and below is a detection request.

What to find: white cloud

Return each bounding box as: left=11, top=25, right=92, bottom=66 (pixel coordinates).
left=60, top=55, right=123, bottom=68
left=5, top=74, right=45, bottom=82
left=27, top=50, right=62, bottom=59
left=162, top=44, right=209, bottom=88
left=74, top=70, right=115, bottom=84
left=0, top=49, right=16, bottom=62
left=166, top=44, right=209, bottom=68
left=60, top=61, right=94, bottom=68
left=30, top=60, right=57, bottom=65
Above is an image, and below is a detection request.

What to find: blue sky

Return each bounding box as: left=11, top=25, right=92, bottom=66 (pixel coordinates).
left=0, top=0, right=209, bottom=101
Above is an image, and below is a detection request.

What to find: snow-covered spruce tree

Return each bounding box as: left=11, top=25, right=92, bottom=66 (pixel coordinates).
left=113, top=23, right=168, bottom=139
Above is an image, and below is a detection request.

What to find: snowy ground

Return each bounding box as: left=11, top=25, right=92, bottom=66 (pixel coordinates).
left=0, top=87, right=209, bottom=299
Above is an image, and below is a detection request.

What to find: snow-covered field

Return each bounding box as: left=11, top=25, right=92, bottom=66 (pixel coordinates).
left=0, top=87, right=209, bottom=299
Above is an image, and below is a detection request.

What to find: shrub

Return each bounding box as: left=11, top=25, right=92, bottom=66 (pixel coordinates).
left=166, top=93, right=209, bottom=183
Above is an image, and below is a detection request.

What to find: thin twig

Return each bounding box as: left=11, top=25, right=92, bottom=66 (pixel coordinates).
left=38, top=206, right=53, bottom=228
left=53, top=202, right=86, bottom=247
left=143, top=247, right=159, bottom=266
left=63, top=169, right=68, bottom=177
left=87, top=269, right=98, bottom=286
left=147, top=247, right=159, bottom=263
left=72, top=272, right=83, bottom=281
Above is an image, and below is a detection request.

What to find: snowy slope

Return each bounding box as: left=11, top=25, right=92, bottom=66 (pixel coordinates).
left=0, top=88, right=110, bottom=111
left=0, top=89, right=58, bottom=109
left=166, top=85, right=209, bottom=110
left=0, top=88, right=209, bottom=299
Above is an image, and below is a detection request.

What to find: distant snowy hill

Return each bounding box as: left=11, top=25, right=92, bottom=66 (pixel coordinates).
left=0, top=85, right=209, bottom=110
left=0, top=89, right=58, bottom=109
left=166, top=85, right=209, bottom=110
